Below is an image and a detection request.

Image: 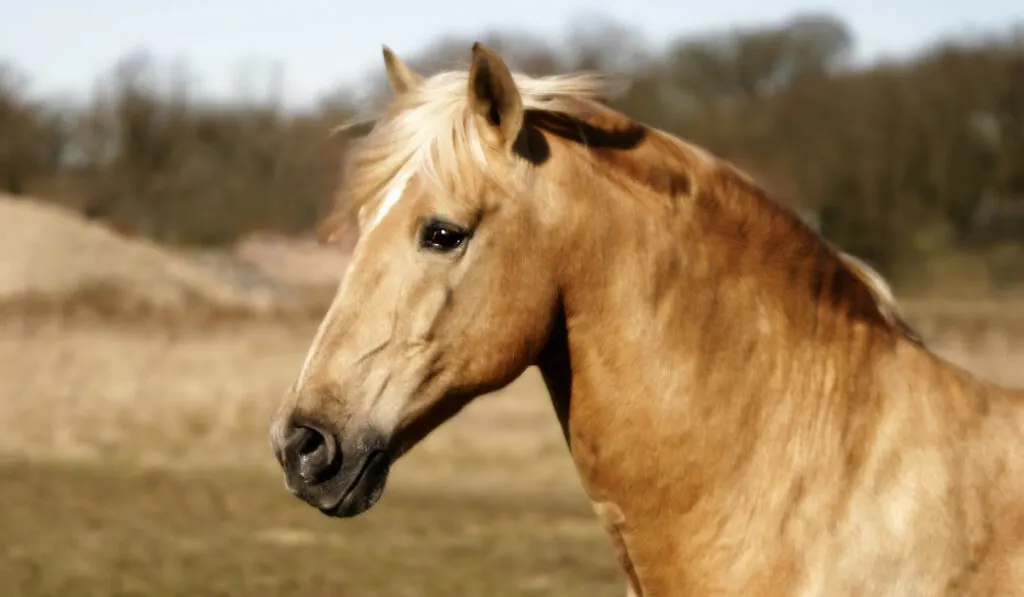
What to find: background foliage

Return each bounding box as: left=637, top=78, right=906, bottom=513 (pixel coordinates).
left=2, top=14, right=1022, bottom=289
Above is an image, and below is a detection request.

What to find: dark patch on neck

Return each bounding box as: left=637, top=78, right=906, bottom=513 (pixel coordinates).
left=822, top=260, right=897, bottom=331
left=523, top=107, right=693, bottom=200
left=524, top=109, right=646, bottom=150
left=536, top=306, right=573, bottom=447
left=707, top=167, right=914, bottom=340
left=512, top=123, right=551, bottom=165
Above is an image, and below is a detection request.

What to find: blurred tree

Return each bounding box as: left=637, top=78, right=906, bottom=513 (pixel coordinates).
left=0, top=14, right=1019, bottom=288
left=0, top=62, right=63, bottom=195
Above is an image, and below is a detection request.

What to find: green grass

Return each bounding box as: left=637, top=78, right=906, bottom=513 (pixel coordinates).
left=0, top=458, right=622, bottom=597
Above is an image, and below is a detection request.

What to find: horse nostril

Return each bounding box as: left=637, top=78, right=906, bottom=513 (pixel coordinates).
left=294, top=426, right=323, bottom=457
left=285, top=424, right=340, bottom=484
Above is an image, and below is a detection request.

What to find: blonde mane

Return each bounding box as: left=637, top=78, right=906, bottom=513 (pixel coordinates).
left=319, top=70, right=624, bottom=239
left=836, top=250, right=923, bottom=344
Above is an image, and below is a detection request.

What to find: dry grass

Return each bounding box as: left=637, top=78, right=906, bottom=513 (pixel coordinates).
left=0, top=318, right=578, bottom=489
left=1, top=302, right=1019, bottom=471
left=1, top=297, right=1021, bottom=596
left=0, top=316, right=607, bottom=596
left=0, top=459, right=620, bottom=597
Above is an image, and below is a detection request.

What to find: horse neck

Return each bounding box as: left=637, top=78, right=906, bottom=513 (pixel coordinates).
left=534, top=148, right=905, bottom=501
left=530, top=126, right=1024, bottom=590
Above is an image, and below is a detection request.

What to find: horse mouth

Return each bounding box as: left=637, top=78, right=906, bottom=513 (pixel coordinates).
left=318, top=450, right=391, bottom=518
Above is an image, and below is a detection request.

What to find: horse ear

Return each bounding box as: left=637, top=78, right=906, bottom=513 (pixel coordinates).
left=467, top=42, right=523, bottom=151
left=382, top=45, right=423, bottom=95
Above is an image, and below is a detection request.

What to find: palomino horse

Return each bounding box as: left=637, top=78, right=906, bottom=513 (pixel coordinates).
left=269, top=42, right=1024, bottom=596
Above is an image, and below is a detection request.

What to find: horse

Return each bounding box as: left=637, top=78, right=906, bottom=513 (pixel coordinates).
left=269, top=42, right=1024, bottom=596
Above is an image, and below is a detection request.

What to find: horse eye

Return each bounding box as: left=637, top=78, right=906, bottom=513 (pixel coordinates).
left=419, top=219, right=468, bottom=252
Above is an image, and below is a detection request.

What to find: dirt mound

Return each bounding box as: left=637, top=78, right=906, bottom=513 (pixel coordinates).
left=233, top=232, right=349, bottom=288
left=0, top=195, right=297, bottom=320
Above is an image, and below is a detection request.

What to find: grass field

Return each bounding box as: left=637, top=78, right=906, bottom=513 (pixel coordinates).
left=0, top=318, right=621, bottom=597
left=1, top=303, right=1022, bottom=596
left=0, top=459, right=621, bottom=597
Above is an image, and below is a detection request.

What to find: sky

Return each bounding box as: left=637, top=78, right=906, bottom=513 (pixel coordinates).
left=2, top=0, right=1022, bottom=109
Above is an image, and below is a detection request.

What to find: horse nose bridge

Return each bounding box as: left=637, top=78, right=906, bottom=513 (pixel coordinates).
left=295, top=307, right=365, bottom=391
left=279, top=311, right=378, bottom=441
left=283, top=376, right=356, bottom=435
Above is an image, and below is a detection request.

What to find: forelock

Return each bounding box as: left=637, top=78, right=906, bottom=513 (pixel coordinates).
left=319, top=68, right=625, bottom=239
